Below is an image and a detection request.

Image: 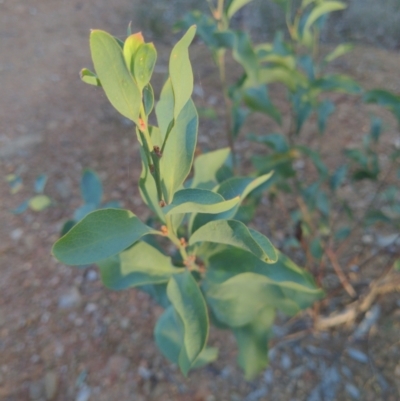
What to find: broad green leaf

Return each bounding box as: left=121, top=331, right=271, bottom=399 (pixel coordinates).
left=170, top=26, right=196, bottom=119
left=134, top=43, right=157, bottom=91
left=166, top=271, right=209, bottom=376
left=156, top=78, right=175, bottom=140
left=90, top=30, right=141, bottom=123
left=233, top=308, right=275, bottom=380
left=155, top=306, right=217, bottom=370
left=73, top=203, right=96, bottom=222
left=52, top=209, right=156, bottom=265
left=226, top=0, right=254, bottom=19
left=242, top=85, right=281, bottom=124
left=324, top=43, right=353, bottom=63
left=190, top=173, right=273, bottom=233
left=98, top=241, right=183, bottom=290
left=81, top=169, right=103, bottom=206
left=80, top=68, right=101, bottom=86
left=163, top=188, right=240, bottom=215
left=29, top=195, right=51, bottom=211
left=160, top=99, right=198, bottom=203
left=143, top=84, right=154, bottom=116
left=258, top=66, right=305, bottom=91
left=191, top=148, right=231, bottom=190
left=123, top=32, right=144, bottom=75
left=312, top=75, right=361, bottom=94
left=205, top=272, right=323, bottom=326
left=189, top=220, right=277, bottom=263
left=34, top=174, right=48, bottom=194
left=232, top=31, right=259, bottom=85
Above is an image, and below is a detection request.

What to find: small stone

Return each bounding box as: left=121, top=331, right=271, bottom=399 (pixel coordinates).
left=84, top=303, right=97, bottom=314
left=76, top=385, right=91, bottom=401
left=138, top=365, right=151, bottom=380
left=263, top=368, right=273, bottom=385
left=44, top=371, right=58, bottom=400
left=347, top=348, right=368, bottom=363
left=10, top=228, right=23, bottom=241
left=120, top=318, right=129, bottom=329
left=85, top=270, right=98, bottom=282
left=361, top=234, right=373, bottom=244
left=281, top=353, right=292, bottom=370
left=29, top=380, right=44, bottom=400
left=345, top=383, right=360, bottom=399
left=58, top=287, right=81, bottom=309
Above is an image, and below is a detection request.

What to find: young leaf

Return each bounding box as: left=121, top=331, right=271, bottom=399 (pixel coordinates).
left=81, top=169, right=103, bottom=206
left=189, top=220, right=277, bottom=263
left=155, top=306, right=217, bottom=370
left=134, top=43, right=157, bottom=91
left=233, top=308, right=275, bottom=380
left=166, top=271, right=209, bottom=376
left=52, top=209, right=156, bottom=265
left=156, top=78, right=175, bottom=140
left=232, top=31, right=259, bottom=85
left=170, top=26, right=196, bottom=119
left=226, top=0, right=254, bottom=19
left=80, top=68, right=101, bottom=86
left=90, top=30, right=141, bottom=123
left=324, top=43, right=353, bottom=63
left=143, top=84, right=155, bottom=116
left=123, top=32, right=144, bottom=75
left=29, top=195, right=51, bottom=211
left=191, top=148, right=231, bottom=190
left=160, top=99, right=198, bottom=203
left=98, top=241, right=183, bottom=290
left=163, top=188, right=240, bottom=215
left=303, top=2, right=346, bottom=34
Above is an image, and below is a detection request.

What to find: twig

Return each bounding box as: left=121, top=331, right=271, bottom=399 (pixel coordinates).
left=325, top=247, right=357, bottom=298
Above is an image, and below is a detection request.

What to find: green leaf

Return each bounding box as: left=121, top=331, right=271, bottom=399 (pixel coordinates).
left=170, top=26, right=196, bottom=119
left=394, top=260, right=400, bottom=272
left=205, top=272, right=323, bottom=326
left=242, top=85, right=281, bottom=124
left=90, top=30, right=141, bottom=123
left=166, top=271, right=209, bottom=376
left=312, top=75, right=361, bottom=94
left=226, top=0, right=254, bottom=19
left=60, top=220, right=76, bottom=237
left=163, top=188, right=240, bottom=215
left=232, top=31, right=259, bottom=85
left=310, top=238, right=324, bottom=260
left=248, top=133, right=289, bottom=152
left=29, top=195, right=51, bottom=211
left=330, top=164, right=348, bottom=191
left=189, top=220, right=277, bottom=263
left=156, top=78, right=175, bottom=140
left=303, top=2, right=346, bottom=34
left=123, top=32, right=144, bottom=75
left=364, top=210, right=391, bottom=226
left=143, top=84, right=155, bottom=116
left=191, top=148, right=231, bottom=190
left=317, top=99, right=335, bottom=134
left=160, top=99, right=198, bottom=203
left=363, top=89, right=400, bottom=124
left=190, top=173, right=273, bottom=233
left=134, top=43, right=157, bottom=91
left=12, top=200, right=29, bottom=214
left=81, top=169, right=103, bottom=206
left=52, top=209, right=156, bottom=265
left=334, top=226, right=351, bottom=240
left=73, top=203, right=97, bottom=222
left=233, top=308, right=275, bottom=380
left=155, top=306, right=216, bottom=370
left=324, top=43, right=353, bottom=63
left=98, top=241, right=183, bottom=290
left=80, top=68, right=101, bottom=86
left=34, top=174, right=48, bottom=194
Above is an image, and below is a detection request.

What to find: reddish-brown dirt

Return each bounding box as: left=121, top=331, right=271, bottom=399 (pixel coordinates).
left=1, top=1, right=400, bottom=401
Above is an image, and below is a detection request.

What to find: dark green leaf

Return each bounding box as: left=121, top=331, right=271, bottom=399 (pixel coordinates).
left=317, top=99, right=335, bottom=134
left=52, top=209, right=156, bottom=265
left=330, top=165, right=347, bottom=191
left=34, top=174, right=48, bottom=194
left=81, top=169, right=103, bottom=206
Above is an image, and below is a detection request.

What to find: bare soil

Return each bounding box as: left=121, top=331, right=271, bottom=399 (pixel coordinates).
left=1, top=1, right=400, bottom=401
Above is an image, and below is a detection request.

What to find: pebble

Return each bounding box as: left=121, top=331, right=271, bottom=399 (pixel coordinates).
left=58, top=287, right=82, bottom=309
left=244, top=387, right=268, bottom=401
left=345, top=383, right=360, bottom=399
left=44, top=371, right=58, bottom=400
left=346, top=348, right=368, bottom=363
left=138, top=365, right=152, bottom=380
left=29, top=380, right=44, bottom=400
left=84, top=303, right=97, bottom=314
left=10, top=228, right=23, bottom=241
left=281, top=353, right=292, bottom=370
left=85, top=270, right=98, bottom=282
left=263, top=368, right=273, bottom=385
left=76, top=385, right=91, bottom=401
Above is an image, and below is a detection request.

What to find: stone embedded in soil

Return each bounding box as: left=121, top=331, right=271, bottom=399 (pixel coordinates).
left=58, top=287, right=82, bottom=309
left=346, top=348, right=368, bottom=364
left=44, top=371, right=58, bottom=400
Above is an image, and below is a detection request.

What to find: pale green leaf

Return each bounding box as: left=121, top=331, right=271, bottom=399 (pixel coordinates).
left=324, top=43, right=353, bottom=63
left=170, top=26, right=196, bottom=119
left=189, top=220, right=277, bottom=263
left=134, top=42, right=157, bottom=91
left=98, top=241, right=183, bottom=290
left=52, top=209, right=156, bottom=265
left=304, top=2, right=346, bottom=34
left=226, top=0, right=254, bottom=19
left=166, top=271, right=209, bottom=376
left=80, top=68, right=101, bottom=86
left=163, top=188, right=240, bottom=215
left=155, top=78, right=175, bottom=140
left=90, top=30, right=141, bottom=123
left=123, top=32, right=144, bottom=74
left=143, top=84, right=155, bottom=116
left=29, top=195, right=51, bottom=211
